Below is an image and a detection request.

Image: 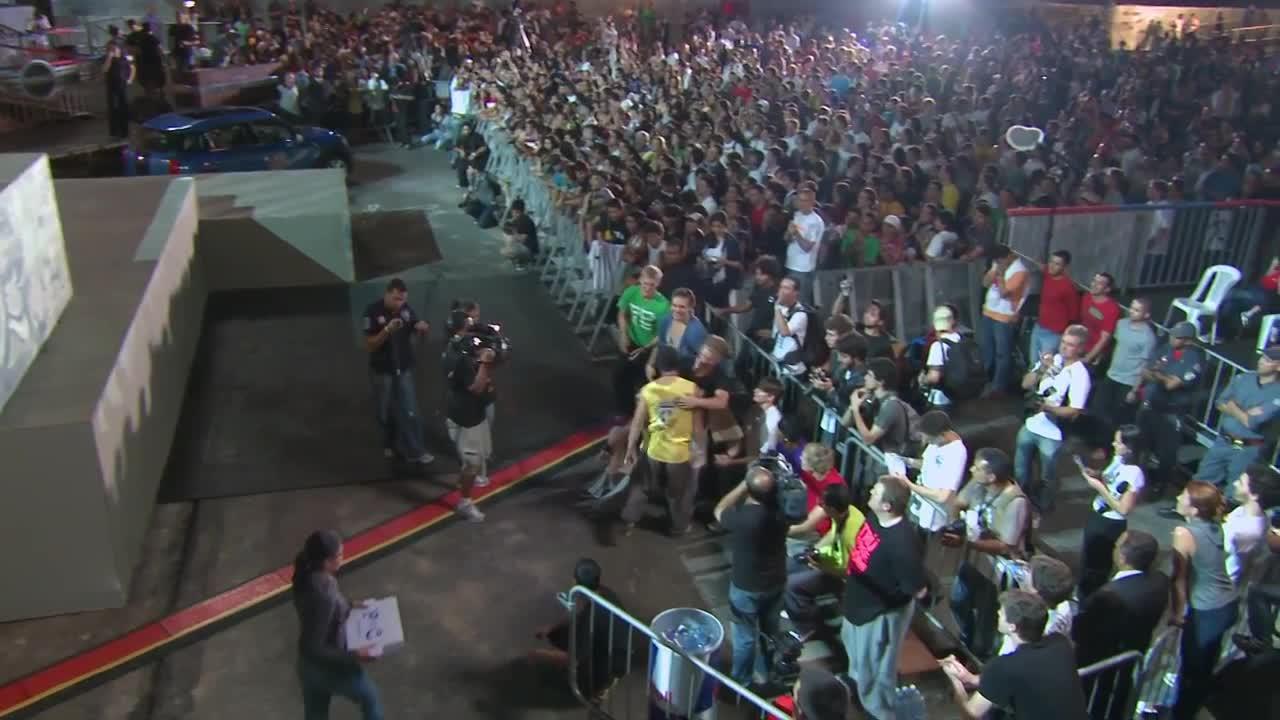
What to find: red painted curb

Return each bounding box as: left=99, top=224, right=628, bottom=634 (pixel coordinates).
left=0, top=427, right=608, bottom=717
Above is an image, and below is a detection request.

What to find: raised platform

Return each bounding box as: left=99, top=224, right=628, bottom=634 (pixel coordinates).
left=0, top=173, right=202, bottom=621
left=0, top=164, right=354, bottom=622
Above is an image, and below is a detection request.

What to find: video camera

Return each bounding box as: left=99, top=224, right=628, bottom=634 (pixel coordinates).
left=452, top=322, right=512, bottom=365
left=746, top=454, right=808, bottom=524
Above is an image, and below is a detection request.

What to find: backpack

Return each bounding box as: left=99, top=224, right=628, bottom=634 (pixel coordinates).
left=892, top=396, right=926, bottom=458
left=780, top=304, right=829, bottom=371
left=938, top=336, right=986, bottom=402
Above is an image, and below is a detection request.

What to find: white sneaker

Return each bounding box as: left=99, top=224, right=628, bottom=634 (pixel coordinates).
left=457, top=499, right=485, bottom=522
left=474, top=474, right=490, bottom=488
left=415, top=452, right=435, bottom=464
left=780, top=609, right=791, bottom=620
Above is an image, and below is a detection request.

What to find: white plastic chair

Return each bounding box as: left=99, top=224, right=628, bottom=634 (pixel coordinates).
left=1163, top=265, right=1242, bottom=344
left=1259, top=314, right=1280, bottom=353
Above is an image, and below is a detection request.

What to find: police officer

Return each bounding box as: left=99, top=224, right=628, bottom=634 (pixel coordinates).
left=1134, top=321, right=1204, bottom=497
left=363, top=278, right=435, bottom=465
left=1194, top=346, right=1280, bottom=490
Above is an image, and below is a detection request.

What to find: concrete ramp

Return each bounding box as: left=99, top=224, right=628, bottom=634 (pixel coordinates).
left=196, top=169, right=354, bottom=290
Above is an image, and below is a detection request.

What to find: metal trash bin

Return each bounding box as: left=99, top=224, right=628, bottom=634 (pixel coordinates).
left=649, top=607, right=725, bottom=720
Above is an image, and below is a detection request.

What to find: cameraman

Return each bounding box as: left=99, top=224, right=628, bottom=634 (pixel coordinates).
left=782, top=483, right=864, bottom=637
left=444, top=311, right=496, bottom=523
left=444, top=307, right=496, bottom=487
left=715, top=464, right=791, bottom=685
left=363, top=278, right=435, bottom=465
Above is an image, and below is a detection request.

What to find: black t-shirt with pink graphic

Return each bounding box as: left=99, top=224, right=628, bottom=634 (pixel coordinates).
left=841, top=515, right=926, bottom=626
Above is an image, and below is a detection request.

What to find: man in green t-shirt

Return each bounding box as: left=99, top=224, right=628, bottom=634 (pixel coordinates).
left=614, top=265, right=670, bottom=414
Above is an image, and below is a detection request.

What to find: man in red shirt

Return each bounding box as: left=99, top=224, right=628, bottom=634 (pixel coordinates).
left=1080, top=272, right=1121, bottom=368
left=1032, top=250, right=1080, bottom=361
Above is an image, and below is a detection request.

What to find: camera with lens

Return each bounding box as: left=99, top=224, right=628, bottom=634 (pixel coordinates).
left=455, top=322, right=512, bottom=364
left=748, top=454, right=808, bottom=523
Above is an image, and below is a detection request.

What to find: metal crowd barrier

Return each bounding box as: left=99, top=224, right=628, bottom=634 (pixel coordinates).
left=1008, top=246, right=1280, bottom=472
left=813, top=260, right=985, bottom=341
left=1078, top=650, right=1144, bottom=720
left=1005, top=200, right=1278, bottom=292
left=481, top=121, right=620, bottom=355
left=566, top=586, right=789, bottom=720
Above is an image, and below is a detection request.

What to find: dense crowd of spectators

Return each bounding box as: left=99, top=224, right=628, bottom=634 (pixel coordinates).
left=116, top=2, right=1280, bottom=719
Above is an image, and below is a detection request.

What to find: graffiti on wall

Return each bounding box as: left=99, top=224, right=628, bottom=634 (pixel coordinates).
left=0, top=156, right=74, bottom=416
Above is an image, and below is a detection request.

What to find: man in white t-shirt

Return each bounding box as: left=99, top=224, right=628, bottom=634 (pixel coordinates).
left=922, top=305, right=963, bottom=407
left=1015, top=324, right=1092, bottom=516
left=754, top=377, right=785, bottom=456
left=890, top=410, right=969, bottom=533
left=785, top=187, right=825, bottom=304
left=771, top=276, right=809, bottom=375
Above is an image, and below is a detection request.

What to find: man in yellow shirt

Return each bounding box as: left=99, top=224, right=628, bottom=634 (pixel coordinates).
left=620, top=346, right=705, bottom=537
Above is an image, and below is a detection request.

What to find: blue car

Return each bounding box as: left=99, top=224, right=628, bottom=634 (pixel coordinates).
left=124, top=106, right=352, bottom=176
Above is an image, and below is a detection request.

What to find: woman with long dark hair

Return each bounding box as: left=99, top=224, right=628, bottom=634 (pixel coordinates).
left=1170, top=482, right=1237, bottom=720
left=1078, top=425, right=1146, bottom=599
left=292, top=530, right=383, bottom=720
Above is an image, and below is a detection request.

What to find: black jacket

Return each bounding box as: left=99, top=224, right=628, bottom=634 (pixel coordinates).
left=1073, top=570, right=1170, bottom=667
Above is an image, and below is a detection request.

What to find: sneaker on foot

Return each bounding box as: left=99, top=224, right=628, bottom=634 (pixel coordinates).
left=780, top=609, right=791, bottom=620
left=474, top=474, right=491, bottom=488
left=415, top=452, right=436, bottom=464
left=457, top=499, right=485, bottom=522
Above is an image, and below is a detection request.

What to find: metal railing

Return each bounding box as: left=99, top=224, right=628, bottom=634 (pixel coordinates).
left=1078, top=650, right=1144, bottom=720
left=1005, top=200, right=1277, bottom=293
left=566, top=586, right=789, bottom=720
left=814, top=260, right=985, bottom=341
left=485, top=117, right=1279, bottom=478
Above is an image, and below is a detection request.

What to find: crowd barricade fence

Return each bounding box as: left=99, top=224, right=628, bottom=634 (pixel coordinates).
left=813, top=260, right=986, bottom=341
left=1005, top=200, right=1279, bottom=293
left=566, top=586, right=789, bottom=720
left=482, top=120, right=618, bottom=356
left=484, top=122, right=1278, bottom=469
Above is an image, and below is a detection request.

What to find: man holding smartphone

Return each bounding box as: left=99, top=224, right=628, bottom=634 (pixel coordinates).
left=364, top=278, right=435, bottom=466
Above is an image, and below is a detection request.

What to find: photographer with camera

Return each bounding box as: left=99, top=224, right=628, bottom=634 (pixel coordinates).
left=945, top=448, right=1031, bottom=660
left=363, top=278, right=435, bottom=466
left=782, top=483, right=864, bottom=637
left=1015, top=324, right=1092, bottom=518
left=443, top=310, right=499, bottom=523
left=714, top=461, right=793, bottom=685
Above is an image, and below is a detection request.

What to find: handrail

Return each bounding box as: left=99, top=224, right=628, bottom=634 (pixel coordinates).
left=565, top=585, right=790, bottom=719
left=1077, top=649, right=1142, bottom=677
left=1007, top=199, right=1280, bottom=218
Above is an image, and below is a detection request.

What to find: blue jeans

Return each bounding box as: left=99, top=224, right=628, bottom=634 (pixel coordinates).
left=1173, top=601, right=1239, bottom=720
left=950, top=562, right=1000, bottom=659
left=298, top=657, right=384, bottom=720
left=371, top=370, right=426, bottom=459
left=1029, top=324, right=1061, bottom=364
left=1015, top=425, right=1063, bottom=514
left=728, top=584, right=782, bottom=682
left=1194, top=438, right=1261, bottom=491
left=979, top=315, right=1016, bottom=392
